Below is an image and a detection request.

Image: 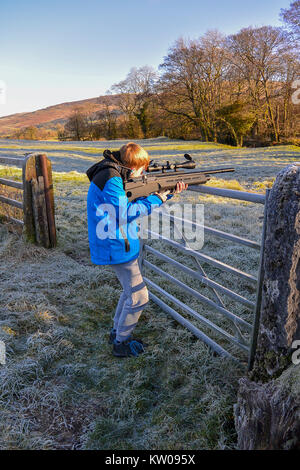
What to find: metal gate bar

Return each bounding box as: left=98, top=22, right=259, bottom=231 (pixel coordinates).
left=141, top=185, right=267, bottom=365
left=0, top=156, right=24, bottom=167
left=0, top=178, right=23, bottom=190
left=143, top=259, right=252, bottom=330
left=167, top=213, right=261, bottom=250
left=248, top=189, right=270, bottom=370
left=160, top=203, right=228, bottom=314
left=144, top=242, right=255, bottom=308
left=145, top=277, right=250, bottom=353
left=0, top=156, right=25, bottom=226
left=189, top=185, right=265, bottom=204
left=149, top=291, right=236, bottom=360
left=144, top=235, right=257, bottom=283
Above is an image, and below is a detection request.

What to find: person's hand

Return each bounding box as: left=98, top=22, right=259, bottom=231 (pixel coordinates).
left=174, top=181, right=188, bottom=193
left=154, top=182, right=188, bottom=203
left=154, top=190, right=171, bottom=202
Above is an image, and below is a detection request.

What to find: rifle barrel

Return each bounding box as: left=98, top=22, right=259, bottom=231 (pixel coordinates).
left=201, top=167, right=235, bottom=174
left=147, top=167, right=235, bottom=178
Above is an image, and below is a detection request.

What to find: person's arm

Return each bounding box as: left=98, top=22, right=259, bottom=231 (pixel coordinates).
left=102, top=176, right=164, bottom=224
left=102, top=178, right=187, bottom=225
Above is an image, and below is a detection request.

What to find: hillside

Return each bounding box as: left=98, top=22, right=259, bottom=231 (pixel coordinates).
left=0, top=95, right=120, bottom=137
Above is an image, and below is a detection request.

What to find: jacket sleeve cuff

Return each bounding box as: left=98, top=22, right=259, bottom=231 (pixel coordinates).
left=152, top=193, right=165, bottom=203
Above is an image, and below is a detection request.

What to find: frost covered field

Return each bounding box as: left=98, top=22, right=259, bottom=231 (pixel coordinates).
left=0, top=137, right=299, bottom=450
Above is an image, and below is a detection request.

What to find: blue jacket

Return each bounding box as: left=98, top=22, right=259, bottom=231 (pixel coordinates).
left=86, top=152, right=171, bottom=265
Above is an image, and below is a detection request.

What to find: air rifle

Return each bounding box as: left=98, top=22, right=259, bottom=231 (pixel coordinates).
left=125, top=153, right=234, bottom=202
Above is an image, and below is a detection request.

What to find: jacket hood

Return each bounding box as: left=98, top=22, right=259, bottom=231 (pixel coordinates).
left=86, top=149, right=132, bottom=182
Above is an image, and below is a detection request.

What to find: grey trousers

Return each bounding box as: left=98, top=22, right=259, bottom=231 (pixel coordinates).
left=112, top=257, right=149, bottom=342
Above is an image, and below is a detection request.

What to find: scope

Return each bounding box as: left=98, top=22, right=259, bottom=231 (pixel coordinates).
left=146, top=153, right=196, bottom=172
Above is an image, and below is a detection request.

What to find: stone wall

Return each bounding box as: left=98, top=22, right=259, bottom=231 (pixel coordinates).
left=235, top=163, right=300, bottom=449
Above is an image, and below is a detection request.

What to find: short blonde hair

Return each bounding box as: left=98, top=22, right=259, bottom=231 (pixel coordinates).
left=120, top=142, right=150, bottom=169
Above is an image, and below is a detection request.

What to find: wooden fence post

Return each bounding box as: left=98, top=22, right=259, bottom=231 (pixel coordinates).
left=31, top=176, right=50, bottom=248
left=22, top=155, right=36, bottom=243
left=39, top=153, right=57, bottom=247
left=22, top=153, right=56, bottom=248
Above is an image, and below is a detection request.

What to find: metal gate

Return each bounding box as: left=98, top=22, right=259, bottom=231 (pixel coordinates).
left=139, top=185, right=270, bottom=368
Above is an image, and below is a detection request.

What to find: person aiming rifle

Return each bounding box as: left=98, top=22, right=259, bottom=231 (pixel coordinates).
left=124, top=152, right=234, bottom=201
left=86, top=142, right=234, bottom=358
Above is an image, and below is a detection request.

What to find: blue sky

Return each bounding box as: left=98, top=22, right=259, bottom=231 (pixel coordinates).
left=0, top=0, right=291, bottom=117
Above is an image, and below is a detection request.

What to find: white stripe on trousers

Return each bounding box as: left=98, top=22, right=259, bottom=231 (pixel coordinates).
left=112, top=257, right=149, bottom=342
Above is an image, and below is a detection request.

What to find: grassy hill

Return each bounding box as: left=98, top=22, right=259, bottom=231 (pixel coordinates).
left=0, top=95, right=120, bottom=137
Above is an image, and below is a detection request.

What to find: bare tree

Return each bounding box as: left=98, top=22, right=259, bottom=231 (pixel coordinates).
left=227, top=26, right=292, bottom=142
left=97, top=104, right=118, bottom=140
left=111, top=66, right=158, bottom=138
left=106, top=25, right=298, bottom=144
left=64, top=108, right=88, bottom=141
left=280, top=1, right=300, bottom=40
left=278, top=50, right=300, bottom=138
left=157, top=31, right=229, bottom=142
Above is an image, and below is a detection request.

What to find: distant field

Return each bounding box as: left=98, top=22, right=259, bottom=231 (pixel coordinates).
left=0, top=136, right=299, bottom=183
left=0, top=138, right=299, bottom=449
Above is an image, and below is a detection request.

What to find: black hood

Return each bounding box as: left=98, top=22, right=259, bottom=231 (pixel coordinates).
left=86, top=149, right=132, bottom=182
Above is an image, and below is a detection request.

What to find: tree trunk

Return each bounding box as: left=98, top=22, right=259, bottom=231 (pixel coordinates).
left=263, top=82, right=279, bottom=142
